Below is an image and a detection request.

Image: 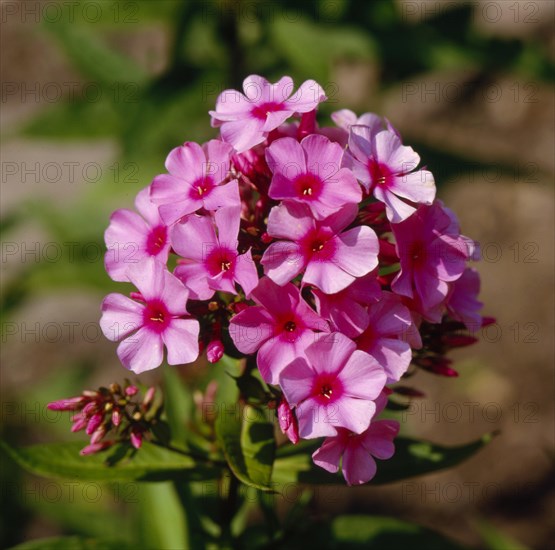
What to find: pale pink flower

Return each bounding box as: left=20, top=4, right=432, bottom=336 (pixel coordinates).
left=344, top=127, right=435, bottom=223
left=261, top=202, right=379, bottom=294
left=100, top=258, right=200, bottom=374
left=391, top=203, right=469, bottom=313
left=172, top=207, right=258, bottom=300
left=279, top=333, right=387, bottom=438
left=210, top=75, right=327, bottom=152
left=150, top=140, right=239, bottom=225
left=266, top=134, right=361, bottom=219
left=104, top=186, right=171, bottom=282
left=229, top=277, right=329, bottom=384
left=312, top=419, right=399, bottom=485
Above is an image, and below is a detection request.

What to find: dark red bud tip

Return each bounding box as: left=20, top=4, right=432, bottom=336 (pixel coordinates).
left=481, top=316, right=496, bottom=327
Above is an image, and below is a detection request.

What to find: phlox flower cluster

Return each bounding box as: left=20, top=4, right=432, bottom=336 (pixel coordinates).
left=95, top=75, right=487, bottom=485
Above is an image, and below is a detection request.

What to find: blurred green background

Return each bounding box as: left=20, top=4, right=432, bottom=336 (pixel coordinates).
left=1, top=0, right=554, bottom=548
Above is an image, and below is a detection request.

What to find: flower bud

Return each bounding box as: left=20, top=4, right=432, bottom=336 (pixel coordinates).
left=206, top=340, right=224, bottom=364
left=278, top=398, right=299, bottom=445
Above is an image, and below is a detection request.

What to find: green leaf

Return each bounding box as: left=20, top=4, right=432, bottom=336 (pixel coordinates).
left=216, top=404, right=276, bottom=491
left=273, top=434, right=494, bottom=486
left=1, top=440, right=219, bottom=483
left=163, top=366, right=194, bottom=444
left=9, top=536, right=134, bottom=550
left=474, top=518, right=529, bottom=550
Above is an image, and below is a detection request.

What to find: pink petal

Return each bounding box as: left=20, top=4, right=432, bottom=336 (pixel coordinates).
left=304, top=254, right=356, bottom=294
left=220, top=118, right=265, bottom=153
left=159, top=269, right=189, bottom=316
left=312, top=437, right=345, bottom=473
left=368, top=337, right=411, bottom=383
left=334, top=226, right=379, bottom=277
left=390, top=170, right=435, bottom=204
left=171, top=214, right=217, bottom=262
left=261, top=241, right=305, bottom=286
left=100, top=293, right=144, bottom=342
left=266, top=137, right=306, bottom=179
left=117, top=327, right=164, bottom=374
left=202, top=139, right=233, bottom=184
left=342, top=443, right=377, bottom=485
left=229, top=305, right=274, bottom=354
left=338, top=350, right=386, bottom=400
left=333, top=397, right=375, bottom=434
left=278, top=357, right=316, bottom=407
left=304, top=332, right=356, bottom=374
left=162, top=318, right=200, bottom=365
left=165, top=142, right=206, bottom=181
left=266, top=202, right=314, bottom=241
left=134, top=186, right=161, bottom=226
left=174, top=262, right=214, bottom=301
left=214, top=205, right=240, bottom=247
left=296, top=396, right=339, bottom=438
left=360, top=420, right=399, bottom=459
left=203, top=179, right=241, bottom=212
left=283, top=79, right=327, bottom=112
left=234, top=250, right=259, bottom=297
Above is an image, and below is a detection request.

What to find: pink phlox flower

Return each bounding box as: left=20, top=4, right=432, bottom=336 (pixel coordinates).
left=229, top=277, right=329, bottom=384
left=391, top=202, right=469, bottom=313
left=266, top=134, right=362, bottom=220
left=331, top=108, right=399, bottom=136
left=172, top=207, right=258, bottom=300
left=447, top=267, right=483, bottom=330
left=312, top=272, right=381, bottom=337
left=209, top=75, right=327, bottom=152
left=355, top=291, right=415, bottom=383
left=150, top=139, right=239, bottom=225
left=104, top=186, right=171, bottom=282
left=261, top=202, right=379, bottom=294
left=344, top=125, right=435, bottom=223
left=100, top=257, right=200, bottom=374
left=279, top=333, right=387, bottom=438
left=312, top=417, right=400, bottom=485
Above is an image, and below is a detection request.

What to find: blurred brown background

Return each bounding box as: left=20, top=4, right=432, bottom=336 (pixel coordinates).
left=1, top=0, right=554, bottom=548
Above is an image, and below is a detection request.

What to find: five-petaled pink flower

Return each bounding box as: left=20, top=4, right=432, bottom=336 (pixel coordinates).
left=266, top=134, right=361, bottom=219
left=229, top=277, right=329, bottom=384
left=355, top=292, right=416, bottom=383
left=391, top=203, right=469, bottom=313
left=100, top=258, right=200, bottom=373
left=209, top=75, right=327, bottom=152
left=104, top=186, right=171, bottom=282
left=312, top=392, right=399, bottom=485
left=279, top=333, right=387, bottom=438
left=150, top=140, right=239, bottom=225
left=344, top=126, right=435, bottom=223
left=261, top=202, right=379, bottom=294
left=172, top=207, right=258, bottom=301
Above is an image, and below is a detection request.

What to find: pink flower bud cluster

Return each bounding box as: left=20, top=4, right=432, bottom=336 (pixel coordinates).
left=48, top=382, right=157, bottom=455
left=98, top=75, right=490, bottom=484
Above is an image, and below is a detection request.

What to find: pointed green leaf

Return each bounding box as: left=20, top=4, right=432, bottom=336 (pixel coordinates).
left=1, top=440, right=219, bottom=483
left=216, top=404, right=276, bottom=491
left=9, top=536, right=134, bottom=550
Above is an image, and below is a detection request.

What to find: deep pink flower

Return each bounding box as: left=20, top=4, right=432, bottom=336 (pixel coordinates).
left=355, top=292, right=415, bottom=383
left=447, top=267, right=483, bottom=330
left=279, top=333, right=387, bottom=438
left=312, top=273, right=381, bottom=337
left=344, top=127, right=435, bottom=223
left=229, top=277, right=329, bottom=384
left=312, top=419, right=399, bottom=485
left=391, top=203, right=469, bottom=312
left=100, top=258, right=200, bottom=373
left=104, top=186, right=171, bottom=282
left=172, top=207, right=258, bottom=300
left=266, top=134, right=361, bottom=219
left=150, top=140, right=239, bottom=225
left=209, top=75, right=327, bottom=152
left=261, top=202, right=379, bottom=294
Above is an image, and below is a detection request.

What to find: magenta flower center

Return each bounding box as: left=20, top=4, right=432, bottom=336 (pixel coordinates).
left=356, top=324, right=377, bottom=351
left=251, top=101, right=285, bottom=120
left=146, top=225, right=168, bottom=255
left=205, top=247, right=236, bottom=277
left=303, top=229, right=336, bottom=262
left=293, top=173, right=323, bottom=200
left=190, top=176, right=215, bottom=199
left=143, top=300, right=170, bottom=333
left=368, top=159, right=393, bottom=191
left=312, top=374, right=343, bottom=404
